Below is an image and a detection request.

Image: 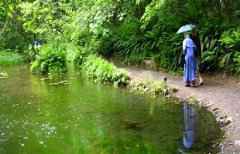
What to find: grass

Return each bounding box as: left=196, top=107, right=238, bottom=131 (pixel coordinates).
left=0, top=50, right=24, bottom=65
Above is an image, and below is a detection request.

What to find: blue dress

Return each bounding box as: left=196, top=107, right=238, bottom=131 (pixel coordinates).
left=183, top=37, right=197, bottom=82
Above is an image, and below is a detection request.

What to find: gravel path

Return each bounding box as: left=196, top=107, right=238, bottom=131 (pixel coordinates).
left=122, top=66, right=240, bottom=154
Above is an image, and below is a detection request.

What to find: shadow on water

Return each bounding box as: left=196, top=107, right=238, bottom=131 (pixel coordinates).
left=0, top=65, right=223, bottom=154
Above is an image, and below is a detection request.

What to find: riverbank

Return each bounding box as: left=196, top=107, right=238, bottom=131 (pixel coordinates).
left=120, top=65, right=240, bottom=154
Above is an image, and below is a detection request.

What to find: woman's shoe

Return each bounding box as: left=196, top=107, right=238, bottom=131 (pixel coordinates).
left=185, top=81, right=191, bottom=87
left=191, top=80, right=197, bottom=87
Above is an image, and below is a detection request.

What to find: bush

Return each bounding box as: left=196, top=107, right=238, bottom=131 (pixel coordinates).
left=200, top=28, right=240, bottom=74
left=30, top=42, right=67, bottom=74
left=73, top=48, right=88, bottom=68
left=76, top=54, right=129, bottom=86
left=219, top=28, right=240, bottom=73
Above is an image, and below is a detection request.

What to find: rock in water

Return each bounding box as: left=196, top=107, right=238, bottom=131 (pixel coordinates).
left=0, top=72, right=8, bottom=79
left=122, top=119, right=146, bottom=130
left=163, top=77, right=167, bottom=82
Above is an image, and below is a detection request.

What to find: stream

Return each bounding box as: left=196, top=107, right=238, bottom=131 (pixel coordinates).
left=0, top=65, right=222, bottom=154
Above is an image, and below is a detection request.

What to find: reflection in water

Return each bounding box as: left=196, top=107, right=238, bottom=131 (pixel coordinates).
left=183, top=101, right=196, bottom=149
left=149, top=101, right=156, bottom=116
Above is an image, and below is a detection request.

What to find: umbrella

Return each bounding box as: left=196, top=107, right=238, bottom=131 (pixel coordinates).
left=177, top=24, right=196, bottom=34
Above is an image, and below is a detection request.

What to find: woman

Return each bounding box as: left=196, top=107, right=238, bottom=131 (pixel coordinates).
left=183, top=33, right=197, bottom=87
left=191, top=30, right=204, bottom=86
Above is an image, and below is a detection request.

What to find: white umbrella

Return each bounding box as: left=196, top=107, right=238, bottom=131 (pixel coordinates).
left=177, top=24, right=196, bottom=34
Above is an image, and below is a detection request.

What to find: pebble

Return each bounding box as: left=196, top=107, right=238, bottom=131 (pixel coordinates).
left=212, top=108, right=219, bottom=112
left=226, top=117, right=233, bottom=123
left=234, top=140, right=240, bottom=146
left=228, top=142, right=234, bottom=146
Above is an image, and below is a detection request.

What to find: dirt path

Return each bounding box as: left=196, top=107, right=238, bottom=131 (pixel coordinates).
left=122, top=66, right=240, bottom=153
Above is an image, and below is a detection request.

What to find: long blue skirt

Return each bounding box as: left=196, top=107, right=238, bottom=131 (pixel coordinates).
left=184, top=55, right=197, bottom=82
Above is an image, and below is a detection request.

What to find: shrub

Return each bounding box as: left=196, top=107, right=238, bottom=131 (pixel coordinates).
left=219, top=28, right=240, bottom=74
left=73, top=48, right=88, bottom=68
left=220, top=28, right=240, bottom=49
left=30, top=42, right=67, bottom=74
left=76, top=54, right=129, bottom=86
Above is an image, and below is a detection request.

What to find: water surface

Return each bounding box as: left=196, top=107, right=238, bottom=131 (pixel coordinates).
left=0, top=65, right=222, bottom=154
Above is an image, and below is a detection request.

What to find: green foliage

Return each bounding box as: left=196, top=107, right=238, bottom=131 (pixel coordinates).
left=109, top=0, right=240, bottom=73
left=73, top=48, right=88, bottom=67
left=19, top=1, right=72, bottom=40
left=77, top=54, right=129, bottom=86
left=0, top=1, right=31, bottom=50
left=0, top=50, right=24, bottom=65
left=1, top=0, right=240, bottom=75
left=219, top=28, right=240, bottom=73
left=30, top=42, right=67, bottom=74
left=221, top=28, right=240, bottom=49
left=200, top=28, right=240, bottom=74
